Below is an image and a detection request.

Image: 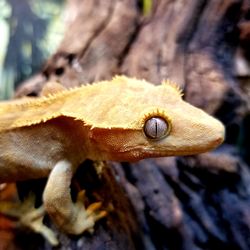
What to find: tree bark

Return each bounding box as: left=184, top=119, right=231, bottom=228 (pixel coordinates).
left=11, top=0, right=250, bottom=249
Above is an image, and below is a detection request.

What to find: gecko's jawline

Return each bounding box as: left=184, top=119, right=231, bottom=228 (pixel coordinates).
left=118, top=143, right=223, bottom=160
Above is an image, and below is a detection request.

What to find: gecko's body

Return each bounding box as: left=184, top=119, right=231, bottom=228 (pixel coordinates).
left=0, top=76, right=224, bottom=244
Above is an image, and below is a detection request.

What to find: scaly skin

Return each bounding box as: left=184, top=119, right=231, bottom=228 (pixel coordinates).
left=0, top=76, right=225, bottom=245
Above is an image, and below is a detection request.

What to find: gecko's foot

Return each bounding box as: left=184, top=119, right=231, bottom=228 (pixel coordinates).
left=67, top=190, right=107, bottom=235
left=0, top=194, right=58, bottom=246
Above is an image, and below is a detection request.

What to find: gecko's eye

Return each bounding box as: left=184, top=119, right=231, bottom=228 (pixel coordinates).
left=143, top=117, right=170, bottom=140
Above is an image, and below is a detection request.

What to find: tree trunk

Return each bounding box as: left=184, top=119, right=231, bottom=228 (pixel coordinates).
left=9, top=0, right=250, bottom=249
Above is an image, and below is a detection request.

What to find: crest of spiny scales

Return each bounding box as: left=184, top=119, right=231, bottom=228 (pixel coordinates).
left=161, top=79, right=183, bottom=97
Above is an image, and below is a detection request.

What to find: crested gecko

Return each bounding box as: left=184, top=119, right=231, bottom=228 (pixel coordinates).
left=0, top=76, right=225, bottom=245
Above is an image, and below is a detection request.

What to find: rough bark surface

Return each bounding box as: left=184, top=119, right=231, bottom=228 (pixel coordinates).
left=6, top=0, right=250, bottom=249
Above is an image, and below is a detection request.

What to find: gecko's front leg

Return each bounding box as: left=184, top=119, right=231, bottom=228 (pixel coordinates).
left=43, top=160, right=107, bottom=235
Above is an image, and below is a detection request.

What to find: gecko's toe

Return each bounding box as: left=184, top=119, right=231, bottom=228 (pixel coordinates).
left=67, top=190, right=107, bottom=235
left=85, top=201, right=107, bottom=233
left=76, top=190, right=86, bottom=203
left=0, top=193, right=58, bottom=246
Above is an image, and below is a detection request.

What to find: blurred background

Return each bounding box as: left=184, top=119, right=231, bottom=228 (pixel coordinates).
left=0, top=0, right=65, bottom=99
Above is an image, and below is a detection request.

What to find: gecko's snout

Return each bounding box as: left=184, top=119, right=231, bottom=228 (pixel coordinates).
left=207, top=118, right=225, bottom=149
left=217, top=124, right=225, bottom=144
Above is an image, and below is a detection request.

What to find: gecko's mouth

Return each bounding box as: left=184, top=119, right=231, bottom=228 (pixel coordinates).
left=135, top=148, right=209, bottom=158
left=119, top=138, right=224, bottom=159
left=152, top=141, right=223, bottom=156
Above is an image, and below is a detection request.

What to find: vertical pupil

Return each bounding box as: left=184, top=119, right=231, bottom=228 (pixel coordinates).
left=154, top=119, right=158, bottom=137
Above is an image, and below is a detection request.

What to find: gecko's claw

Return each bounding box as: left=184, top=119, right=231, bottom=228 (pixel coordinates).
left=76, top=190, right=86, bottom=203
left=68, top=190, right=107, bottom=234
left=0, top=194, right=58, bottom=246
left=85, top=202, right=107, bottom=233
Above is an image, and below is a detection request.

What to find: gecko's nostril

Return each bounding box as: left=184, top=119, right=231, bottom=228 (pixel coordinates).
left=211, top=122, right=225, bottom=147
left=214, top=137, right=224, bottom=146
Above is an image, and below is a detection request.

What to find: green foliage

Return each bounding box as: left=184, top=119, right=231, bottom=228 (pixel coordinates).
left=141, top=0, right=152, bottom=16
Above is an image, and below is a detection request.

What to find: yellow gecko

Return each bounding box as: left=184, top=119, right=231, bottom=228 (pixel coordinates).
left=0, top=76, right=224, bottom=245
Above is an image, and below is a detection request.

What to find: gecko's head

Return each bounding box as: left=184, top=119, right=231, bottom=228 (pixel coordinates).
left=88, top=76, right=225, bottom=161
